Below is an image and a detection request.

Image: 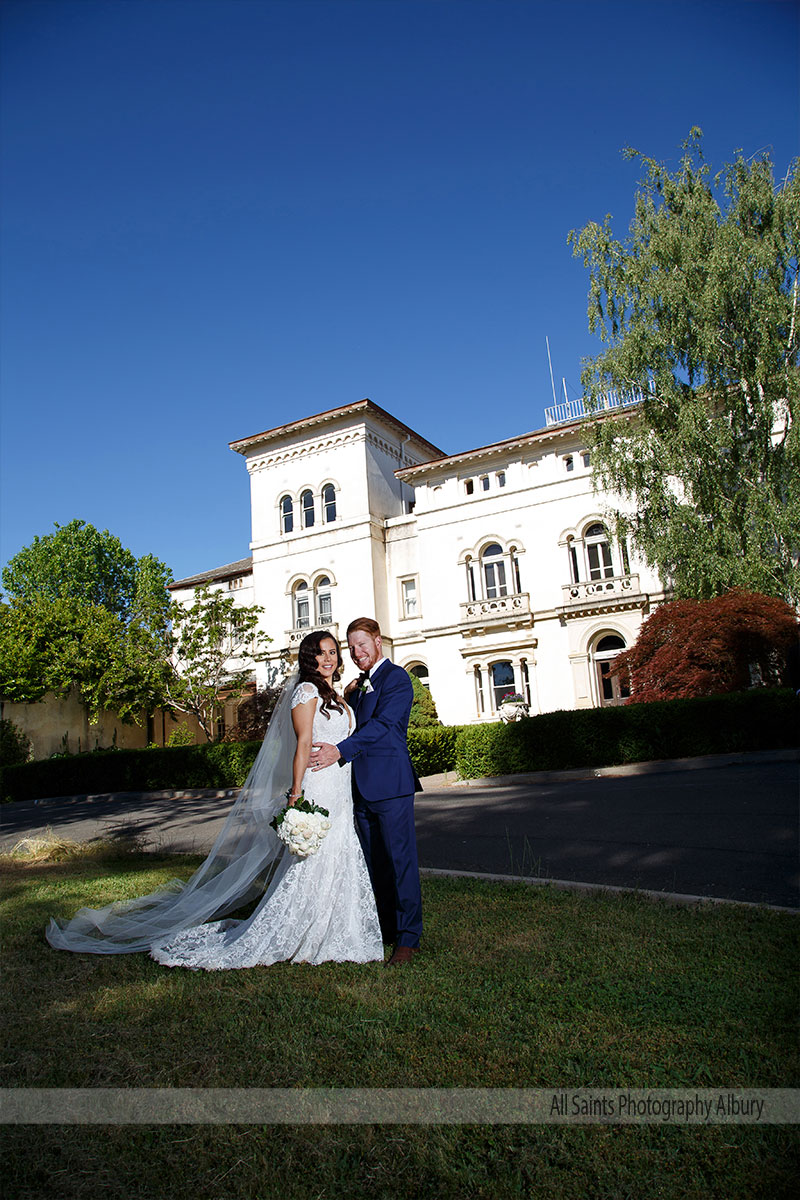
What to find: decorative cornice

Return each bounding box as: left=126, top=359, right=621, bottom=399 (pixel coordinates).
left=246, top=429, right=364, bottom=473
left=366, top=428, right=420, bottom=465
left=230, top=398, right=444, bottom=460
left=394, top=423, right=585, bottom=484
left=558, top=595, right=649, bottom=622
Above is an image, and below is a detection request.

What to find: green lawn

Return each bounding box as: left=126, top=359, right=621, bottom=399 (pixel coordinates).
left=2, top=848, right=797, bottom=1199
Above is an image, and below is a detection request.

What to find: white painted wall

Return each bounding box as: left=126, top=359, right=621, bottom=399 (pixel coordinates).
left=172, top=402, right=665, bottom=725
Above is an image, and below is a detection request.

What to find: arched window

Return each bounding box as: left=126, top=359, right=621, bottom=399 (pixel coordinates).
left=593, top=634, right=630, bottom=706
left=482, top=543, right=508, bottom=599
left=585, top=523, right=614, bottom=580
left=280, top=495, right=294, bottom=534
left=301, top=490, right=315, bottom=528
left=322, top=484, right=336, bottom=523
left=293, top=581, right=310, bottom=629
left=408, top=663, right=429, bottom=689
left=315, top=576, right=332, bottom=625
left=490, top=661, right=515, bottom=709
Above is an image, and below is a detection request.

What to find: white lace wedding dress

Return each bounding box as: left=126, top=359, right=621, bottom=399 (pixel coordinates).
left=150, top=683, right=383, bottom=969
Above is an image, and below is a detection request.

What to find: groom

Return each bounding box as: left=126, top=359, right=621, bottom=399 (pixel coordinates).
left=309, top=617, right=423, bottom=966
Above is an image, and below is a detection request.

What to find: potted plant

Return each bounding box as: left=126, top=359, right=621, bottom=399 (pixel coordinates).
left=498, top=692, right=529, bottom=722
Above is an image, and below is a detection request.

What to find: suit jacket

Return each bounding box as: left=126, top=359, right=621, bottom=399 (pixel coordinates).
left=337, top=660, right=419, bottom=802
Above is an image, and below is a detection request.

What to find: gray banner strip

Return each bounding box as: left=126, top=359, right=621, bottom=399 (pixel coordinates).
left=1, top=1089, right=798, bottom=1125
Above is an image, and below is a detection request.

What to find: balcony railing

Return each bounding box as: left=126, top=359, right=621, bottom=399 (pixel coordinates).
left=544, top=388, right=646, bottom=428
left=460, top=592, right=532, bottom=628
left=561, top=575, right=642, bottom=609
left=285, top=621, right=340, bottom=647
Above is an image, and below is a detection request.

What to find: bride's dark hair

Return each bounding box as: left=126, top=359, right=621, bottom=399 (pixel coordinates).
left=297, top=632, right=345, bottom=718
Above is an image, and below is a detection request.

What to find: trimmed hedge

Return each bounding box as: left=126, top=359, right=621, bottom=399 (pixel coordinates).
left=2, top=689, right=796, bottom=803
left=407, top=726, right=460, bottom=777
left=1, top=741, right=263, bottom=805
left=453, top=688, right=800, bottom=779
left=1, top=729, right=462, bottom=804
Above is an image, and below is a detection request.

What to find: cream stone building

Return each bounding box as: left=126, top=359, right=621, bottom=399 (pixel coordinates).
left=170, top=397, right=666, bottom=727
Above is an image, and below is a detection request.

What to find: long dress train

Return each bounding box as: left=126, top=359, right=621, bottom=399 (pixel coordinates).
left=149, top=683, right=383, bottom=969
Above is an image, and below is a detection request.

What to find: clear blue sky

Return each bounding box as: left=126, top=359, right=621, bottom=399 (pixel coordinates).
left=1, top=0, right=797, bottom=584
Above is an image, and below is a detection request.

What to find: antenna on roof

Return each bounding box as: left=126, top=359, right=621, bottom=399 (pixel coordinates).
left=546, top=337, right=557, bottom=408
left=562, top=377, right=569, bottom=404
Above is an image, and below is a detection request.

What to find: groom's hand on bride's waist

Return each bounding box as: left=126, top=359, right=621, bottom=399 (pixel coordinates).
left=310, top=742, right=341, bottom=770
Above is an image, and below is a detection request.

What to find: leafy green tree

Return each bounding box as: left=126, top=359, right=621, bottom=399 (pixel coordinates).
left=570, top=131, right=799, bottom=602
left=0, top=521, right=174, bottom=722
left=0, top=596, right=174, bottom=722
left=166, top=585, right=272, bottom=741
left=407, top=670, right=440, bottom=728
left=2, top=519, right=170, bottom=626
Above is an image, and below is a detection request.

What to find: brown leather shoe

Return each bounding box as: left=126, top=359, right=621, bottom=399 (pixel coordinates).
left=385, top=946, right=419, bottom=967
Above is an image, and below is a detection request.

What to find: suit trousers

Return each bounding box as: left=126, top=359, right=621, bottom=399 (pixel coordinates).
left=353, top=784, right=423, bottom=949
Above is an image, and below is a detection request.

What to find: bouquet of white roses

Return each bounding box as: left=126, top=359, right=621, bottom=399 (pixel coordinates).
left=270, top=793, right=331, bottom=858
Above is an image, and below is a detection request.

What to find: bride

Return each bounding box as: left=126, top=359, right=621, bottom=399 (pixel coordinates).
left=46, top=632, right=384, bottom=968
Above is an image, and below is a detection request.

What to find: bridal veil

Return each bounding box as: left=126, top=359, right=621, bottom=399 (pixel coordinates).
left=46, top=674, right=299, bottom=954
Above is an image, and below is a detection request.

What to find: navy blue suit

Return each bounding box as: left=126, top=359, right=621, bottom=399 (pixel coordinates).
left=337, top=661, right=423, bottom=948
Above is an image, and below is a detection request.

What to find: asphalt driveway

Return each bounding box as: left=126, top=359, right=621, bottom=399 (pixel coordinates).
left=2, top=751, right=797, bottom=909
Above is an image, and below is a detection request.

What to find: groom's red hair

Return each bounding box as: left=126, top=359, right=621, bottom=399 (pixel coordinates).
left=346, top=617, right=381, bottom=637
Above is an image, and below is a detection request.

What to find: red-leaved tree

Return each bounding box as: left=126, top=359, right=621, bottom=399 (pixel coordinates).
left=613, top=591, right=799, bottom=703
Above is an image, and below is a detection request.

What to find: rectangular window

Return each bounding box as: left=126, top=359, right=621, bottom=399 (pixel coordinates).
left=484, top=560, right=507, bottom=599
left=401, top=577, right=418, bottom=618
left=481, top=476, right=490, bottom=491
left=582, top=452, right=591, bottom=468
left=521, top=660, right=531, bottom=706
left=318, top=592, right=332, bottom=623
left=569, top=544, right=580, bottom=584
left=465, top=480, right=474, bottom=495
left=497, top=471, right=506, bottom=487
left=512, top=554, right=522, bottom=594
left=474, top=666, right=484, bottom=714
left=587, top=542, right=614, bottom=580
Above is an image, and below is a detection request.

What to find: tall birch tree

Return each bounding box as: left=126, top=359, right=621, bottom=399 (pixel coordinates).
left=570, top=131, right=799, bottom=602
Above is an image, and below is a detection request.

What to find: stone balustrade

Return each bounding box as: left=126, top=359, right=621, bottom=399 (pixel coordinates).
left=460, top=592, right=532, bottom=628
left=285, top=622, right=340, bottom=647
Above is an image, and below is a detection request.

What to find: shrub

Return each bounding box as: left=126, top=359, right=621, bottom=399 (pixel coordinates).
left=4, top=688, right=796, bottom=801
left=407, top=726, right=460, bottom=776
left=2, top=740, right=263, bottom=804
left=166, top=724, right=197, bottom=747
left=407, top=672, right=440, bottom=728
left=0, top=719, right=32, bottom=767
left=613, top=590, right=799, bottom=702
left=454, top=689, right=799, bottom=779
